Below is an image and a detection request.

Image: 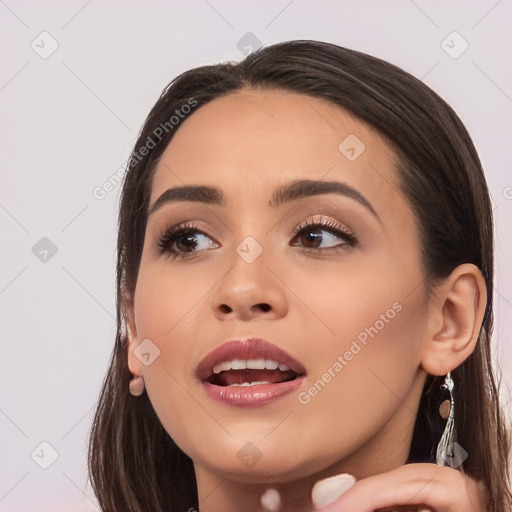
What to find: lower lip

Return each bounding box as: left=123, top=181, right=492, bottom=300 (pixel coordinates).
left=202, top=377, right=305, bottom=407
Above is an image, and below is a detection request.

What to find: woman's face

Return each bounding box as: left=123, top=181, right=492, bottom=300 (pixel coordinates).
left=128, top=89, right=431, bottom=485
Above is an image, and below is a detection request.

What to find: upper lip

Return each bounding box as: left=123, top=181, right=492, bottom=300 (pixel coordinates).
left=196, top=337, right=307, bottom=381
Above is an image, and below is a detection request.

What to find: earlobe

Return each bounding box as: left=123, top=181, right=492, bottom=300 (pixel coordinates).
left=421, top=264, right=487, bottom=376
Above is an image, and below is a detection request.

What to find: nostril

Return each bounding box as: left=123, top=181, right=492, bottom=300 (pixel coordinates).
left=218, top=303, right=271, bottom=314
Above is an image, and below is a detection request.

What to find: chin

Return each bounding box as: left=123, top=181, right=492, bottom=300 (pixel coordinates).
left=194, top=438, right=324, bottom=483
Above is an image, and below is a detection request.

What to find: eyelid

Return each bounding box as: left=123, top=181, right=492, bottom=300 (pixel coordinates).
left=156, top=215, right=357, bottom=258
left=159, top=220, right=214, bottom=240
left=292, top=215, right=356, bottom=239
left=160, top=216, right=354, bottom=241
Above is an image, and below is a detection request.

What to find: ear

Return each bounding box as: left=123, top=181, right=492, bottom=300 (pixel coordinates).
left=421, top=263, right=487, bottom=376
left=123, top=292, right=144, bottom=376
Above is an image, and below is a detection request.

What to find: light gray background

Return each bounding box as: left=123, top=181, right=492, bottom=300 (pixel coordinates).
left=1, top=1, right=511, bottom=510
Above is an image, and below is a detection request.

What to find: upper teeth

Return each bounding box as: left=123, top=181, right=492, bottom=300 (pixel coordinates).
left=213, top=358, right=290, bottom=374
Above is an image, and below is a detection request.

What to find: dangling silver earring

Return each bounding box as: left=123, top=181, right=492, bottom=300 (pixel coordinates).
left=129, top=375, right=145, bottom=396
left=436, top=372, right=455, bottom=466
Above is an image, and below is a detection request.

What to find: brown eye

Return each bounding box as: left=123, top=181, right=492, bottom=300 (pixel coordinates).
left=157, top=223, right=219, bottom=259
left=291, top=220, right=356, bottom=251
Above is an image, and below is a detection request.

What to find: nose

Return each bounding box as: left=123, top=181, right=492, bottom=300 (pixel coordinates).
left=210, top=247, right=288, bottom=322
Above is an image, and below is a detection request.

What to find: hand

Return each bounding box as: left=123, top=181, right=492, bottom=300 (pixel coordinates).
left=315, top=464, right=487, bottom=512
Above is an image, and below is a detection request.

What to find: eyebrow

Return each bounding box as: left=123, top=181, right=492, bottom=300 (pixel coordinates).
left=147, top=179, right=379, bottom=219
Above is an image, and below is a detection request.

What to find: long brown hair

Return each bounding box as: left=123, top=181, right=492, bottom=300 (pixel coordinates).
left=88, top=40, right=511, bottom=511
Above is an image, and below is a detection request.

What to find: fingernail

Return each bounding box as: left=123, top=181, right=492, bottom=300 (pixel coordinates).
left=260, top=487, right=281, bottom=512
left=311, top=473, right=356, bottom=508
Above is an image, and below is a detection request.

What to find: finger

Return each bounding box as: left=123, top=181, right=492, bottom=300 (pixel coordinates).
left=312, top=474, right=356, bottom=508
left=319, top=464, right=466, bottom=512
left=260, top=487, right=281, bottom=512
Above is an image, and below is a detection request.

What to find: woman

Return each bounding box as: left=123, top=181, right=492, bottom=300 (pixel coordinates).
left=88, top=40, right=511, bottom=511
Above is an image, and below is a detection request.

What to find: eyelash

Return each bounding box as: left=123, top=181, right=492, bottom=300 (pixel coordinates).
left=156, top=218, right=357, bottom=260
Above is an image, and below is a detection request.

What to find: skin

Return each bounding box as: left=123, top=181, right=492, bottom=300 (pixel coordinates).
left=125, top=90, right=488, bottom=511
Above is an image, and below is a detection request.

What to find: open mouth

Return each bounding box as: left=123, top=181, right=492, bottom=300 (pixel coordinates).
left=196, top=338, right=306, bottom=406
left=206, top=358, right=301, bottom=387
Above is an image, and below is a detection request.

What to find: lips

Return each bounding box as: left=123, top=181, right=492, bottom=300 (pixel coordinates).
left=196, top=338, right=307, bottom=407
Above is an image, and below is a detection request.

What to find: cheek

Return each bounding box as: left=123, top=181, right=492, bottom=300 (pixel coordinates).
left=131, top=261, right=225, bottom=452
left=290, top=274, right=428, bottom=460
left=133, top=260, right=213, bottom=341
left=285, top=251, right=426, bottom=357
left=299, top=259, right=427, bottom=389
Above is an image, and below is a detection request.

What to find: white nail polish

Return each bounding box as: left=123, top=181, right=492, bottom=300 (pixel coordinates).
left=311, top=473, right=356, bottom=508
left=260, top=488, right=281, bottom=512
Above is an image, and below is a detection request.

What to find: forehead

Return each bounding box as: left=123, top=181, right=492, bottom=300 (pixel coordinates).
left=150, top=89, right=405, bottom=220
